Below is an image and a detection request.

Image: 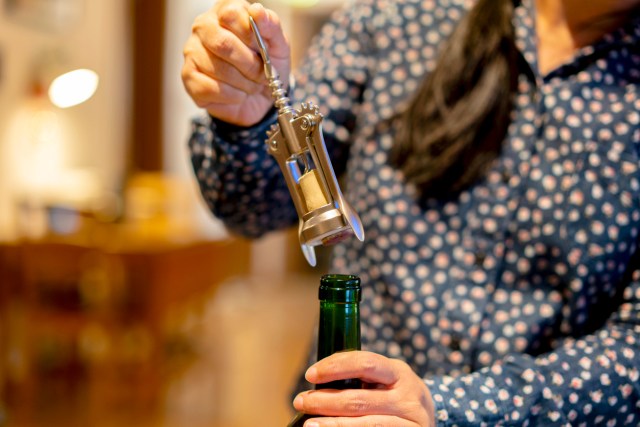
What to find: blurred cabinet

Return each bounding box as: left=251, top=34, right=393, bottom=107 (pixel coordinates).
left=0, top=233, right=250, bottom=420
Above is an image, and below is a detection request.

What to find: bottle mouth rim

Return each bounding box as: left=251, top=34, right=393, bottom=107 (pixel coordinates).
left=321, top=274, right=360, bottom=287
left=319, top=274, right=361, bottom=302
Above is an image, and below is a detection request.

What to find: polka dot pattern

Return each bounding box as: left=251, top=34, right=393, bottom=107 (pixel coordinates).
left=189, top=0, right=640, bottom=424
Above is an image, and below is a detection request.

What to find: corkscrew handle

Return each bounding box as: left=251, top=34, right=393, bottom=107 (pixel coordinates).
left=249, top=16, right=277, bottom=80
left=249, top=16, right=293, bottom=116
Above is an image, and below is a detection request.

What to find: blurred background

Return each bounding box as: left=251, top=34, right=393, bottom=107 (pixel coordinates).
left=0, top=0, right=342, bottom=425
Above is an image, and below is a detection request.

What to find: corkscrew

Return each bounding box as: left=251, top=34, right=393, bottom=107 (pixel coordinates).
left=249, top=16, right=364, bottom=267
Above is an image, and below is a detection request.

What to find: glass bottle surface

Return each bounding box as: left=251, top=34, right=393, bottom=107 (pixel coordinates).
left=287, top=274, right=362, bottom=427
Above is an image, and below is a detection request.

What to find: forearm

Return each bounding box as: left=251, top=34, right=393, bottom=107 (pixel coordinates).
left=427, top=284, right=640, bottom=426
left=189, top=112, right=298, bottom=238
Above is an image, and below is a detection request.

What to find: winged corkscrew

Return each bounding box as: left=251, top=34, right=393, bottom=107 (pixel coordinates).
left=248, top=16, right=364, bottom=267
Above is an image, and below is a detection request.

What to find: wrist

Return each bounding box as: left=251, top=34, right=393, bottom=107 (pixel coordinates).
left=210, top=107, right=278, bottom=139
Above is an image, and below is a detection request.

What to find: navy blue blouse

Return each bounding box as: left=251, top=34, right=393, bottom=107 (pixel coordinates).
left=189, top=0, right=640, bottom=424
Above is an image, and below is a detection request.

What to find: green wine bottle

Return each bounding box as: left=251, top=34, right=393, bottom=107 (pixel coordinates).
left=287, top=274, right=362, bottom=427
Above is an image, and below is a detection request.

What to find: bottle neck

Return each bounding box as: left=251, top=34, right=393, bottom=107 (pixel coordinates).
left=316, top=300, right=360, bottom=390
left=317, top=301, right=360, bottom=359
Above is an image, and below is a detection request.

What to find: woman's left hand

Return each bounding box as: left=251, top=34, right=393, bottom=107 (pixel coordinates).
left=293, top=350, right=436, bottom=426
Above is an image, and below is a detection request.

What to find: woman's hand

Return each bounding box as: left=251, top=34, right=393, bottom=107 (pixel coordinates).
left=181, top=0, right=290, bottom=126
left=293, top=351, right=436, bottom=426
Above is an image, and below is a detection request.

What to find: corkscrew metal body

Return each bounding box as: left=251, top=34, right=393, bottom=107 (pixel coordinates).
left=249, top=17, right=364, bottom=267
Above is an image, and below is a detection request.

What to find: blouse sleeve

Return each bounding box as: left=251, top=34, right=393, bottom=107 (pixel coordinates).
left=426, top=255, right=640, bottom=426
left=188, top=0, right=373, bottom=238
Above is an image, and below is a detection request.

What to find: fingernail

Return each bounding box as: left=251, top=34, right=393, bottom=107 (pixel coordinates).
left=293, top=395, right=303, bottom=410
left=306, top=422, right=319, bottom=427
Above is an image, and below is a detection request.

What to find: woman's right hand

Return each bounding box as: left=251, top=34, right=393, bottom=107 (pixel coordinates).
left=181, top=0, right=291, bottom=127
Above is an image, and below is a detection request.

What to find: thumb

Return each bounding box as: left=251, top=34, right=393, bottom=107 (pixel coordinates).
left=247, top=2, right=290, bottom=60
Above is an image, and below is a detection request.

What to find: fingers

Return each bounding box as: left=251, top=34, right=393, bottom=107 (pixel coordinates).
left=182, top=0, right=290, bottom=125
left=306, top=351, right=404, bottom=386
left=294, top=388, right=397, bottom=417
left=182, top=33, right=262, bottom=97
left=297, top=352, right=435, bottom=426
left=247, top=3, right=290, bottom=61
left=192, top=5, right=265, bottom=85
left=300, top=415, right=414, bottom=427
left=182, top=69, right=244, bottom=107
left=294, top=388, right=432, bottom=426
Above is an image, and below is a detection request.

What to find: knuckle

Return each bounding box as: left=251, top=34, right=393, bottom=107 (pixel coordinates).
left=180, top=66, right=192, bottom=84
left=210, top=35, right=234, bottom=57
left=391, top=357, right=408, bottom=371
left=191, top=12, right=211, bottom=34
left=195, top=84, right=221, bottom=108
left=181, top=70, right=198, bottom=93
left=346, top=397, right=370, bottom=414
left=182, top=41, right=196, bottom=59
left=358, top=353, right=378, bottom=375
left=194, top=98, right=211, bottom=109
left=217, top=2, right=246, bottom=28
left=193, top=93, right=211, bottom=108
left=403, top=398, right=424, bottom=414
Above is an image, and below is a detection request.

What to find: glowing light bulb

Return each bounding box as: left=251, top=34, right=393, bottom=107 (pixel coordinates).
left=48, top=68, right=99, bottom=108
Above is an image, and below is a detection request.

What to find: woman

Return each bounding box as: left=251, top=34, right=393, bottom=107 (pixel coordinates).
left=182, top=0, right=640, bottom=424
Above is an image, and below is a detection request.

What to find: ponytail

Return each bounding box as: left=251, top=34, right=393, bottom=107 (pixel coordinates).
left=390, top=0, right=519, bottom=198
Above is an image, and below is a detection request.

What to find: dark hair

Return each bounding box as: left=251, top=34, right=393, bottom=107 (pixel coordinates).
left=390, top=0, right=520, bottom=199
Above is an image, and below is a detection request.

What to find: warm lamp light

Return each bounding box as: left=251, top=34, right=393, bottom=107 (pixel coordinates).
left=48, top=68, right=99, bottom=108
left=30, top=49, right=99, bottom=108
